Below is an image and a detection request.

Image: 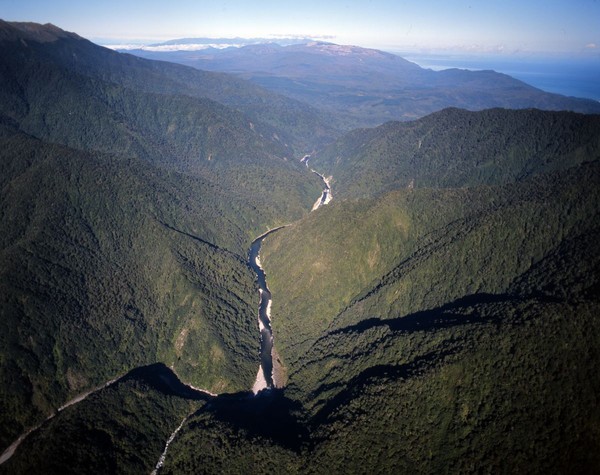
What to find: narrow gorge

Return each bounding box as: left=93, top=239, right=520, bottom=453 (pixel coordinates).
left=250, top=159, right=332, bottom=393
left=0, top=158, right=333, bottom=470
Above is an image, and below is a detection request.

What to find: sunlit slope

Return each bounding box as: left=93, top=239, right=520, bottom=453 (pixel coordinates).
left=263, top=109, right=600, bottom=367
left=256, top=110, right=600, bottom=471
left=262, top=161, right=600, bottom=368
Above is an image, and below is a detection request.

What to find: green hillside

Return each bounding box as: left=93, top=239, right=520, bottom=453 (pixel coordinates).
left=262, top=161, right=600, bottom=371
left=256, top=113, right=600, bottom=472
left=0, top=129, right=256, bottom=447
left=127, top=111, right=600, bottom=475
left=310, top=108, right=600, bottom=199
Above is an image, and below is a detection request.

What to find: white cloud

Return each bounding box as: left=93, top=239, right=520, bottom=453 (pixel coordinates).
left=101, top=43, right=242, bottom=51
left=100, top=35, right=335, bottom=52
left=102, top=44, right=144, bottom=50
left=584, top=43, right=597, bottom=49
left=142, top=44, right=242, bottom=51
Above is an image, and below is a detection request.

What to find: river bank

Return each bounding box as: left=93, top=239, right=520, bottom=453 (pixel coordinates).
left=248, top=157, right=332, bottom=392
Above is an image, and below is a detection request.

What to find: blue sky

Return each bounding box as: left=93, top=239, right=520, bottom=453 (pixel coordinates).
left=1, top=0, right=599, bottom=55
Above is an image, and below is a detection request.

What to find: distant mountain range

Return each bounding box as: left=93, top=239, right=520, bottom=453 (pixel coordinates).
left=109, top=36, right=323, bottom=50
left=121, top=38, right=600, bottom=129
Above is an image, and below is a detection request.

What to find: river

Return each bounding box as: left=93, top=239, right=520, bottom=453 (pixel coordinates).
left=302, top=154, right=332, bottom=211
left=248, top=227, right=284, bottom=393
left=249, top=157, right=331, bottom=393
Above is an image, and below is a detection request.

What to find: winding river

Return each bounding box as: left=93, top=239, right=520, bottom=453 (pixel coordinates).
left=249, top=156, right=331, bottom=393
left=302, top=154, right=332, bottom=211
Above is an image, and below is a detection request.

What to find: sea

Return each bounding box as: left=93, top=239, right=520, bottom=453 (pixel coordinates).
left=398, top=53, right=600, bottom=102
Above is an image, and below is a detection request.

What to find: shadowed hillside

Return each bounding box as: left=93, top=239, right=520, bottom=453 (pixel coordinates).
left=0, top=20, right=322, bottom=452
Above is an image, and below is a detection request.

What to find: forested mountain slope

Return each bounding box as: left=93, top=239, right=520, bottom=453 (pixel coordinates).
left=256, top=110, right=600, bottom=473
left=310, top=107, right=600, bottom=199
left=0, top=21, right=321, bottom=453
left=133, top=119, right=600, bottom=474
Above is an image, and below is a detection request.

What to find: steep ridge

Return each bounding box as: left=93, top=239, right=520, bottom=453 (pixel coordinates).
left=0, top=20, right=339, bottom=152
left=0, top=21, right=322, bottom=455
